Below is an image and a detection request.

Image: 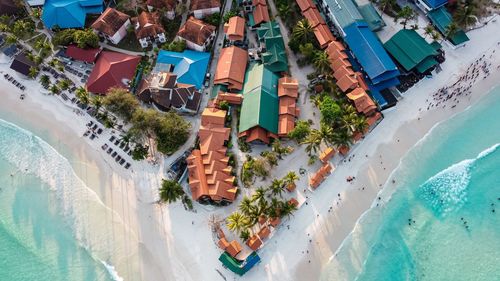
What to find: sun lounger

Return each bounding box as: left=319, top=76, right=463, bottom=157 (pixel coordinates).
left=114, top=140, right=120, bottom=146
left=97, top=128, right=103, bottom=134
left=119, top=142, right=126, bottom=149
left=115, top=155, right=121, bottom=162
left=109, top=136, right=116, bottom=142
left=124, top=163, right=131, bottom=169
left=107, top=148, right=113, bottom=154
left=127, top=151, right=132, bottom=156
left=90, top=134, right=96, bottom=140
left=101, top=144, right=108, bottom=150
left=119, top=159, right=125, bottom=165
left=111, top=152, right=117, bottom=157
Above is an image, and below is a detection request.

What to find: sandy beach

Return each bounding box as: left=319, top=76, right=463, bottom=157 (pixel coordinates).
left=0, top=15, right=498, bottom=281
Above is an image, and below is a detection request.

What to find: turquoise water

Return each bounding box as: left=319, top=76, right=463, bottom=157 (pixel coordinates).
left=0, top=119, right=117, bottom=281
left=321, top=87, right=500, bottom=281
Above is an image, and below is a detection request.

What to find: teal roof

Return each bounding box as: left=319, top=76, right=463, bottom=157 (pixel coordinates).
left=384, top=29, right=438, bottom=73
left=430, top=41, right=442, bottom=51
left=324, top=0, right=363, bottom=30
left=238, top=63, right=279, bottom=134
left=257, top=21, right=288, bottom=73
left=219, top=252, right=260, bottom=276
left=428, top=7, right=469, bottom=46
left=358, top=3, right=385, bottom=31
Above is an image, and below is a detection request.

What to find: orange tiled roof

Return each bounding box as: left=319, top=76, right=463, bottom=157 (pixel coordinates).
left=330, top=57, right=351, bottom=72
left=177, top=17, right=216, bottom=46
left=327, top=47, right=348, bottom=63
left=246, top=235, right=263, bottom=251
left=187, top=107, right=238, bottom=203
left=258, top=226, right=271, bottom=240
left=218, top=237, right=230, bottom=250
left=226, top=240, right=242, bottom=257
left=334, top=65, right=354, bottom=81
left=133, top=11, right=165, bottom=39
left=239, top=126, right=273, bottom=144
left=91, top=8, right=130, bottom=37
left=319, top=147, right=336, bottom=163
left=339, top=145, right=350, bottom=156
left=191, top=0, right=220, bottom=10
left=224, top=16, right=245, bottom=41
left=277, top=76, right=299, bottom=137
left=303, top=7, right=325, bottom=28
left=214, top=46, right=248, bottom=91
left=309, top=163, right=332, bottom=189
left=278, top=76, right=299, bottom=98
left=214, top=92, right=243, bottom=106
left=337, top=74, right=358, bottom=92
left=355, top=72, right=369, bottom=91
left=269, top=217, right=280, bottom=227
left=313, top=24, right=334, bottom=49
left=296, top=0, right=315, bottom=12
left=288, top=198, right=299, bottom=207
left=327, top=40, right=345, bottom=52
left=346, top=88, right=377, bottom=116
left=252, top=0, right=270, bottom=26
left=367, top=112, right=382, bottom=126
left=278, top=115, right=295, bottom=137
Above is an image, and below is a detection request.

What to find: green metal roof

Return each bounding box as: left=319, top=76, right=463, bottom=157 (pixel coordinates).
left=384, top=29, right=438, bottom=73
left=358, top=3, right=385, bottom=31
left=324, top=0, right=363, bottom=30
left=430, top=41, right=442, bottom=51
left=238, top=63, right=279, bottom=134
left=428, top=7, right=469, bottom=46
left=257, top=21, right=289, bottom=73
left=415, top=56, right=438, bottom=73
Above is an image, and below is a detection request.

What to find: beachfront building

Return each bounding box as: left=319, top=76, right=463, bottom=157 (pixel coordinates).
left=132, top=11, right=166, bottom=48
left=136, top=72, right=202, bottom=113
left=146, top=0, right=176, bottom=19
left=186, top=107, right=238, bottom=205
left=224, top=16, right=246, bottom=43
left=415, top=0, right=447, bottom=12
left=248, top=0, right=270, bottom=28
left=177, top=17, right=216, bottom=52
left=384, top=29, right=442, bottom=75
left=214, top=46, right=248, bottom=91
left=256, top=21, right=288, bottom=73
left=86, top=51, right=141, bottom=94
left=10, top=53, right=36, bottom=76
left=309, top=163, right=333, bottom=189
left=155, top=50, right=210, bottom=89
left=0, top=0, right=20, bottom=15
left=65, top=44, right=102, bottom=64
left=346, top=88, right=377, bottom=116
left=91, top=7, right=131, bottom=45
left=238, top=63, right=279, bottom=144
left=297, top=0, right=335, bottom=48
left=190, top=0, right=220, bottom=19
left=427, top=7, right=469, bottom=47
left=277, top=76, right=299, bottom=137
left=42, top=0, right=103, bottom=29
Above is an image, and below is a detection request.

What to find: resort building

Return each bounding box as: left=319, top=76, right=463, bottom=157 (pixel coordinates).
left=427, top=7, right=469, bottom=47
left=214, top=46, right=248, bottom=91
left=309, top=163, right=333, bottom=189
left=42, top=0, right=103, bottom=29
left=415, top=0, right=447, bottom=12
left=155, top=50, right=210, bottom=89
left=238, top=63, right=279, bottom=144
left=65, top=44, right=102, bottom=64
left=187, top=107, right=238, bottom=205
left=86, top=51, right=141, bottom=94
left=132, top=11, right=166, bottom=48
left=10, top=53, right=36, bottom=76
left=224, top=16, right=246, bottom=42
left=136, top=72, right=202, bottom=114
left=146, top=0, right=176, bottom=19
left=177, top=17, right=216, bottom=52
left=384, top=29, right=441, bottom=75
left=297, top=0, right=336, bottom=48
left=190, top=0, right=220, bottom=19
left=0, top=0, right=20, bottom=15
left=319, top=147, right=336, bottom=163
left=91, top=7, right=131, bottom=45
left=277, top=76, right=299, bottom=137
left=256, top=21, right=288, bottom=73
left=346, top=88, right=378, bottom=116
left=248, top=0, right=270, bottom=28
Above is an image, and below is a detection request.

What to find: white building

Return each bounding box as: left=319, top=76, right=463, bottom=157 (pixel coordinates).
left=176, top=17, right=216, bottom=52
left=190, top=0, right=221, bottom=19
left=91, top=8, right=130, bottom=45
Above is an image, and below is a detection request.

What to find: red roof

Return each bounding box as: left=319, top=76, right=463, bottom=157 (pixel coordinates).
left=86, top=51, right=141, bottom=94
left=66, top=45, right=102, bottom=63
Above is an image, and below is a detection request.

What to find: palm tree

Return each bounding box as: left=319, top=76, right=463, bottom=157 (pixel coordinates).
left=268, top=179, right=285, bottom=198
left=319, top=123, right=334, bottom=145
left=58, top=79, right=70, bottom=90
left=453, top=2, right=478, bottom=29
left=302, top=129, right=323, bottom=156
left=331, top=128, right=352, bottom=150
left=75, top=87, right=90, bottom=105
left=378, top=0, right=396, bottom=14
left=424, top=25, right=435, bottom=39
left=444, top=22, right=459, bottom=41
left=266, top=198, right=284, bottom=219
left=91, top=95, right=103, bottom=113
left=158, top=179, right=184, bottom=204
left=50, top=84, right=60, bottom=95
left=395, top=6, right=415, bottom=29
left=353, top=115, right=368, bottom=135
left=226, top=212, right=249, bottom=234
left=251, top=187, right=267, bottom=205
left=313, top=51, right=331, bottom=75
left=280, top=201, right=298, bottom=219
left=28, top=67, right=38, bottom=78
left=239, top=196, right=255, bottom=217
left=40, top=74, right=50, bottom=87
left=283, top=171, right=299, bottom=191
left=292, top=19, right=315, bottom=44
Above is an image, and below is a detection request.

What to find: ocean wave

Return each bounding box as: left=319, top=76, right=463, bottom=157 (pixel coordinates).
left=0, top=118, right=132, bottom=280
left=101, top=260, right=125, bottom=281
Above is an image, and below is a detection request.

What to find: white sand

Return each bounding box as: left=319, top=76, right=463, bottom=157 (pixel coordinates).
left=0, top=16, right=498, bottom=281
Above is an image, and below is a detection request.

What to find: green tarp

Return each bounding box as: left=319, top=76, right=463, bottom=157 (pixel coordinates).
left=384, top=29, right=438, bottom=73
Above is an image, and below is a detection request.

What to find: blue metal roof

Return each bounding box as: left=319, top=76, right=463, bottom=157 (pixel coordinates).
left=422, top=0, right=447, bottom=9
left=156, top=50, right=210, bottom=89
left=42, top=0, right=103, bottom=29
left=343, top=21, right=400, bottom=87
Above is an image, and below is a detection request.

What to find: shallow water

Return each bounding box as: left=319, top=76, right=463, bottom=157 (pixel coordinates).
left=0, top=119, right=131, bottom=281
left=321, top=87, right=500, bottom=281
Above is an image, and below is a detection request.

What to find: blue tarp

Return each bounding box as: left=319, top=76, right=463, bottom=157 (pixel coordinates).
left=343, top=21, right=400, bottom=89
left=422, top=0, right=447, bottom=9
left=156, top=50, right=210, bottom=89
left=42, top=0, right=103, bottom=29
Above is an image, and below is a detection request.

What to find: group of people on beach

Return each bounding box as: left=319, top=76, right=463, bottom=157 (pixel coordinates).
left=425, top=47, right=499, bottom=111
